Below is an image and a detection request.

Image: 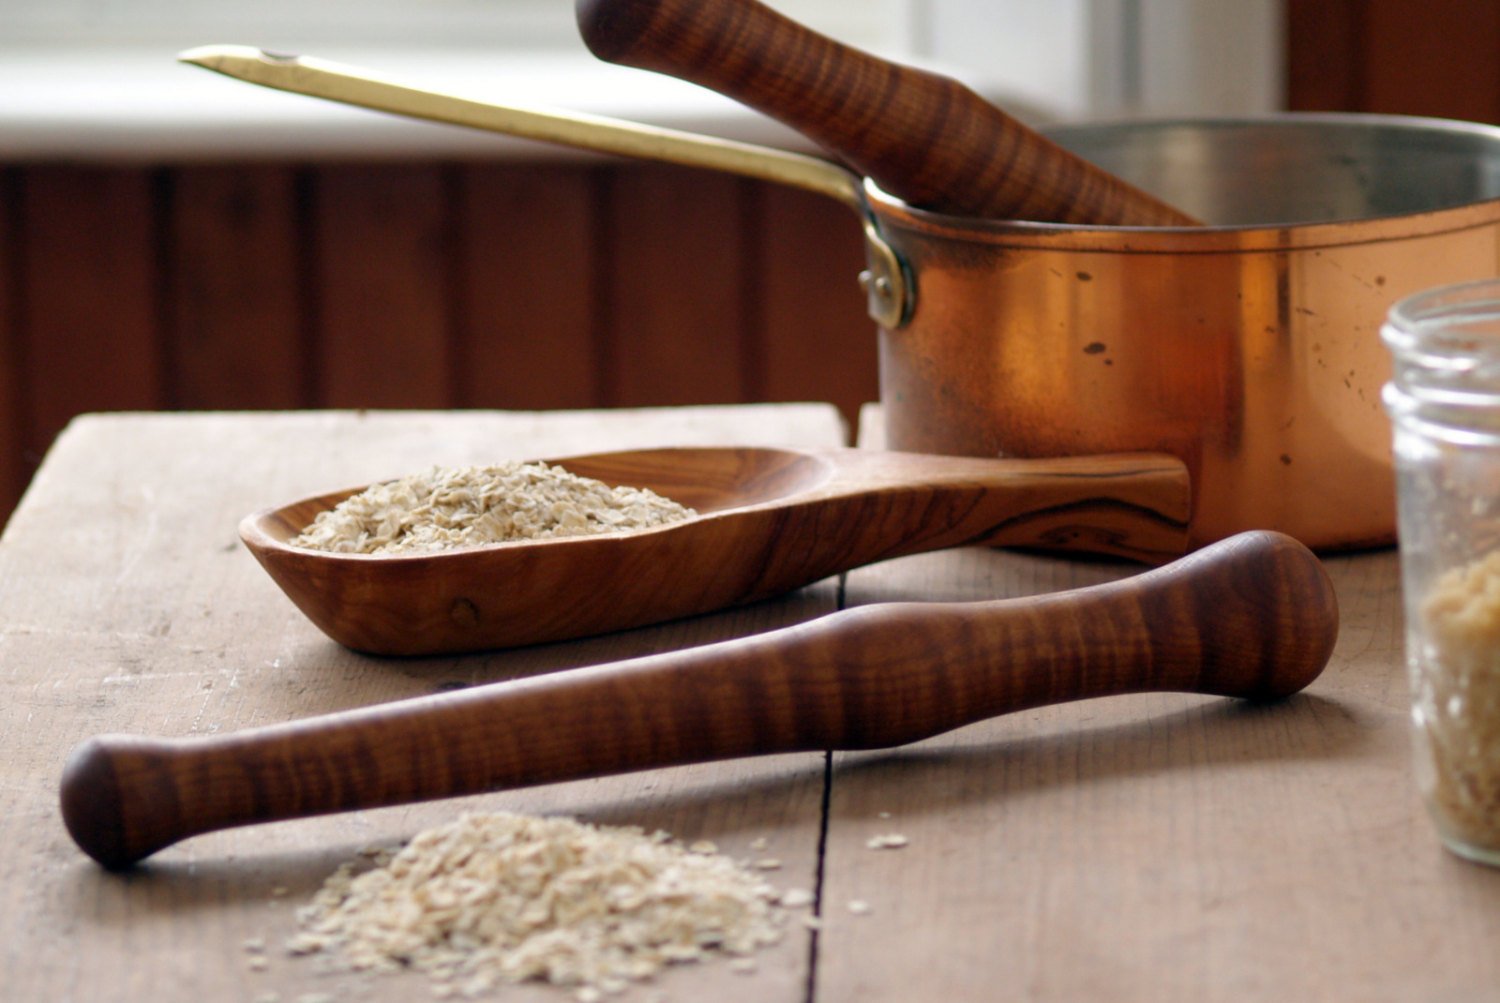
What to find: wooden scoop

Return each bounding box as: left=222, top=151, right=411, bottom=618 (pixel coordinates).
left=61, top=530, right=1337, bottom=870
left=576, top=0, right=1200, bottom=226
left=236, top=447, right=1191, bottom=656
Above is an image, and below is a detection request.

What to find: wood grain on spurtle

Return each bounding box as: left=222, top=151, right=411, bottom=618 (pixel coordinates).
left=576, top=0, right=1200, bottom=226
left=61, top=530, right=1336, bottom=869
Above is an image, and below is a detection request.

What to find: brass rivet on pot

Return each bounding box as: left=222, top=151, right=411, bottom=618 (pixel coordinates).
left=859, top=216, right=912, bottom=330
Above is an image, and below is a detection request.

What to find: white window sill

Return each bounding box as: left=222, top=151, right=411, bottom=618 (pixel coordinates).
left=0, top=46, right=826, bottom=162
left=0, top=5, right=1281, bottom=163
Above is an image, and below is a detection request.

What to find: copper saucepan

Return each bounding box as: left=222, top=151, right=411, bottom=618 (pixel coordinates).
left=872, top=117, right=1500, bottom=549
left=180, top=51, right=1500, bottom=551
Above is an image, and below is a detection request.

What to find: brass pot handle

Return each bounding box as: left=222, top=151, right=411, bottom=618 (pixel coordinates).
left=179, top=46, right=913, bottom=327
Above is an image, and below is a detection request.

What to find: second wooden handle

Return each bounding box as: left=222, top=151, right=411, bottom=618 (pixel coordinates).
left=61, top=531, right=1333, bottom=869
left=576, top=0, right=1199, bottom=226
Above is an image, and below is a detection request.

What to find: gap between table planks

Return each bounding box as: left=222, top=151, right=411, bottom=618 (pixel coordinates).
left=0, top=405, right=844, bottom=1003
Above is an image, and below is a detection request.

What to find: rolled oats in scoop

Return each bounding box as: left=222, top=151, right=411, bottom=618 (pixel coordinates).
left=290, top=462, right=696, bottom=555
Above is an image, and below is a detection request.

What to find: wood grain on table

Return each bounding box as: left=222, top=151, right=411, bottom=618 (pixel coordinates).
left=0, top=407, right=840, bottom=1003
left=3, top=404, right=1498, bottom=1002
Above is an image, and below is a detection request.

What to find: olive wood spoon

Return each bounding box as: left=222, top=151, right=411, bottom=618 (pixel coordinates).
left=62, top=530, right=1335, bottom=870
left=576, top=0, right=1199, bottom=226
left=237, top=447, right=1191, bottom=656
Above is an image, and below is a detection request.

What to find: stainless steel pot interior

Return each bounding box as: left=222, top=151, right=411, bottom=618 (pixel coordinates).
left=1043, top=114, right=1500, bottom=227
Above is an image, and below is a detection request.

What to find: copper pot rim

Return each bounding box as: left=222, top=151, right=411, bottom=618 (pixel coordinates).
left=866, top=111, right=1500, bottom=254
left=869, top=187, right=1500, bottom=254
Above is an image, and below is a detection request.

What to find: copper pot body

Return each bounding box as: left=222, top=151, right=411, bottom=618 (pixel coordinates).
left=871, top=115, right=1500, bottom=550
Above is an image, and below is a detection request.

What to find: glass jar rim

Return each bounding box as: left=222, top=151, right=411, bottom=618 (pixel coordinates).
left=1388, top=277, right=1500, bottom=331
left=1380, top=277, right=1500, bottom=367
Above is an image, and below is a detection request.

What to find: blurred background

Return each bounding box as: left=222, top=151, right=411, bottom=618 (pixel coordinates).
left=0, top=0, right=1494, bottom=526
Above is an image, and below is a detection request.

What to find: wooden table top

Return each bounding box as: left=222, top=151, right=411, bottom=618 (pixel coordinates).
left=3, top=405, right=1498, bottom=1003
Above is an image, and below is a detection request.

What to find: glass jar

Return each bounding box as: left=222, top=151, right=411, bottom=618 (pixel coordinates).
left=1384, top=278, right=1500, bottom=866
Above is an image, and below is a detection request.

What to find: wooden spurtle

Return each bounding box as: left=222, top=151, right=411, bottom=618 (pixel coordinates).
left=575, top=0, right=1200, bottom=226
left=236, top=447, right=1191, bottom=656
left=61, top=530, right=1336, bottom=870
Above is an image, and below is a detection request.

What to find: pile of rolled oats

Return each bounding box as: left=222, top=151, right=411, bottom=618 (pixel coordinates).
left=287, top=813, right=801, bottom=999
left=290, top=462, right=696, bottom=555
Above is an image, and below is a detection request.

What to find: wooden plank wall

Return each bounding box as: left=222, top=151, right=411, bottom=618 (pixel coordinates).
left=7, top=0, right=1496, bottom=529
left=1286, top=0, right=1500, bottom=123
left=0, top=169, right=20, bottom=520
left=0, top=161, right=875, bottom=528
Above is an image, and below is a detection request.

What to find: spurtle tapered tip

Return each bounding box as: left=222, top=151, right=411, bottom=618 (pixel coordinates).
left=60, top=737, right=135, bottom=871
left=575, top=0, right=651, bottom=60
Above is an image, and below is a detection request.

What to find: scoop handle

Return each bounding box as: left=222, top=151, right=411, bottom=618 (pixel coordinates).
left=575, top=0, right=1198, bottom=226
left=61, top=531, right=1333, bottom=869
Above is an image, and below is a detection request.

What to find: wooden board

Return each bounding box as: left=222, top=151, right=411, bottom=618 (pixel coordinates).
left=0, top=405, right=846, bottom=1003
left=456, top=164, right=603, bottom=410
left=1287, top=0, right=1500, bottom=124
left=1360, top=1, right=1500, bottom=123
left=757, top=183, right=877, bottom=432
left=603, top=165, right=751, bottom=407
left=1285, top=0, right=1365, bottom=112
left=311, top=164, right=454, bottom=408
left=166, top=165, right=306, bottom=409
left=0, top=168, right=21, bottom=526
left=14, top=166, right=165, bottom=468
left=0, top=159, right=884, bottom=530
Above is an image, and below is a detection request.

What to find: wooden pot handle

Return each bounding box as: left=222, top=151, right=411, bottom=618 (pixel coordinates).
left=575, top=0, right=1199, bottom=226
left=61, top=531, right=1333, bottom=869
